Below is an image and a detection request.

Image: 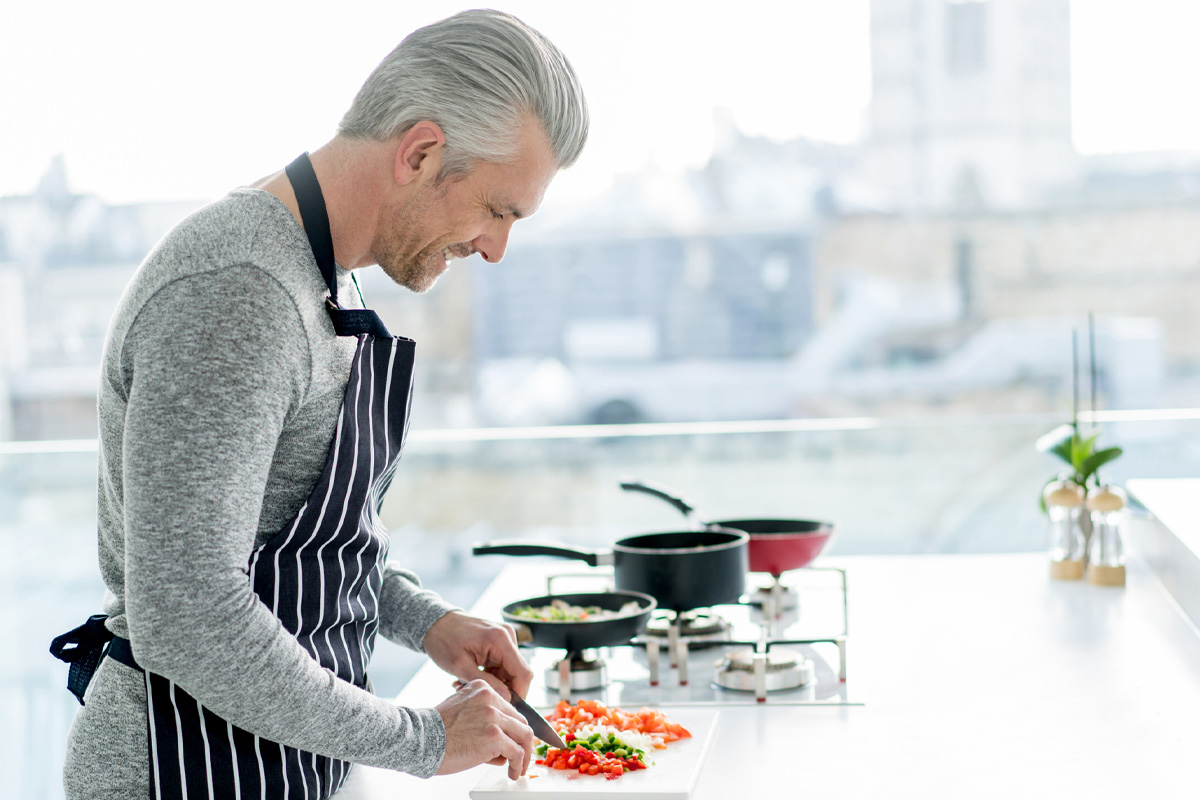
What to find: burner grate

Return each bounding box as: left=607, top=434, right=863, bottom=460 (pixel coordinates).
left=713, top=647, right=816, bottom=699
left=544, top=653, right=608, bottom=701
left=644, top=610, right=734, bottom=641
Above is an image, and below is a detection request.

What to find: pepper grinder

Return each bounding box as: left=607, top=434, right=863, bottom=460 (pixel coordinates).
left=1044, top=478, right=1086, bottom=580
left=1086, top=485, right=1127, bottom=587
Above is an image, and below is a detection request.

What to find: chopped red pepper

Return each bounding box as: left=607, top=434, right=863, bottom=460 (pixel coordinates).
left=536, top=700, right=691, bottom=780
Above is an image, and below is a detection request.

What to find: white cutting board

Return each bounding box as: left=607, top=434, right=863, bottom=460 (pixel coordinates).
left=469, top=708, right=720, bottom=800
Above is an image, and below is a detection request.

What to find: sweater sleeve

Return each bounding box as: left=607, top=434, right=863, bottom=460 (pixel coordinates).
left=377, top=563, right=459, bottom=653
left=120, top=264, right=446, bottom=777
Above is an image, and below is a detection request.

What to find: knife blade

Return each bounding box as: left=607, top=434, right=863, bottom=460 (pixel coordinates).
left=509, top=693, right=567, bottom=749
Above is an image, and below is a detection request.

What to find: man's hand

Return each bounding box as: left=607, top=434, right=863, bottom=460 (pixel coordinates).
left=422, top=610, right=534, bottom=700
left=435, top=679, right=535, bottom=780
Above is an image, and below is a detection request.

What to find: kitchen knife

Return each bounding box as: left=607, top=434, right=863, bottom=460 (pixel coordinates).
left=509, top=694, right=567, bottom=749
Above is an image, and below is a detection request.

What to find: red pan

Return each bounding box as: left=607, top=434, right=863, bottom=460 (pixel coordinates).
left=619, top=480, right=835, bottom=577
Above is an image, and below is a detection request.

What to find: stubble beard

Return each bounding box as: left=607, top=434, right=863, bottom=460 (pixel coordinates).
left=373, top=184, right=450, bottom=294
left=377, top=240, right=446, bottom=294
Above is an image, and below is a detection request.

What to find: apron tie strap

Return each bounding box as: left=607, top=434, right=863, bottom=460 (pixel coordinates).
left=284, top=153, right=393, bottom=338
left=50, top=614, right=114, bottom=705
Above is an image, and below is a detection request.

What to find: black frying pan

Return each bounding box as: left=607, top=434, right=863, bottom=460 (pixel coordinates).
left=474, top=527, right=749, bottom=612
left=501, top=591, right=656, bottom=651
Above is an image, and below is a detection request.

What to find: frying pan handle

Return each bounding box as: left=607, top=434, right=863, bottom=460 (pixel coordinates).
left=471, top=541, right=610, bottom=567
left=618, top=479, right=710, bottom=530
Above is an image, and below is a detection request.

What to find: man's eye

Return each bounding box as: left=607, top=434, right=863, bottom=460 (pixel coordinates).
left=490, top=209, right=505, bottom=220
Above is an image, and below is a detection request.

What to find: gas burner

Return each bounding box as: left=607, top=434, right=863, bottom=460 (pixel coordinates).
left=544, top=653, right=607, bottom=700
left=747, top=579, right=801, bottom=637
left=634, top=612, right=735, bottom=687
left=713, top=647, right=815, bottom=699
left=644, top=611, right=734, bottom=643
left=748, top=581, right=800, bottom=612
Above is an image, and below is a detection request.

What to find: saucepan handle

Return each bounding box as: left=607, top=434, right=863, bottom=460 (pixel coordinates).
left=618, top=478, right=711, bottom=530
left=471, top=541, right=610, bottom=567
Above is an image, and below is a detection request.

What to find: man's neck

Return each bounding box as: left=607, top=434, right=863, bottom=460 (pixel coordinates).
left=250, top=137, right=391, bottom=270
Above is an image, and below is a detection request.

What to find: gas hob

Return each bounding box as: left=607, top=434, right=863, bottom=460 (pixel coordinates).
left=505, top=565, right=860, bottom=708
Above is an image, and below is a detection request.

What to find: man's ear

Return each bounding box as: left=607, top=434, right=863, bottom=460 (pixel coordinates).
left=394, top=121, right=445, bottom=186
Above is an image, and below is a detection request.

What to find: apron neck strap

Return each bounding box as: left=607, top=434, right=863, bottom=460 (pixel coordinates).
left=283, top=152, right=392, bottom=339
left=284, top=153, right=339, bottom=304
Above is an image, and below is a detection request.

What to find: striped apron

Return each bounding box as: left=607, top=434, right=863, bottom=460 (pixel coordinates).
left=143, top=152, right=416, bottom=799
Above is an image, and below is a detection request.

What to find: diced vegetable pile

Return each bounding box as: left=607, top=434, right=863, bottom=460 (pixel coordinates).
left=534, top=700, right=691, bottom=781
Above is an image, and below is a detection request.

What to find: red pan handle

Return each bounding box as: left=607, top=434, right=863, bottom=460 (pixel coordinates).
left=619, top=479, right=711, bottom=531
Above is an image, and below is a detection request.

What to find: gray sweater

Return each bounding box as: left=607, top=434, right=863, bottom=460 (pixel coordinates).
left=63, top=189, right=457, bottom=799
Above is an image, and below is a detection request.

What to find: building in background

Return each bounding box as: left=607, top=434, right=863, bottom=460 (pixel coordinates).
left=859, top=0, right=1080, bottom=211
left=0, top=157, right=200, bottom=440
left=472, top=225, right=813, bottom=425
left=4, top=0, right=1200, bottom=437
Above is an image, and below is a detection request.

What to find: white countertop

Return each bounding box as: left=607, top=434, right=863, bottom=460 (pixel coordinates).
left=1128, top=478, right=1200, bottom=558
left=1128, top=478, right=1200, bottom=630
left=337, top=552, right=1200, bottom=799
left=1132, top=479, right=1200, bottom=542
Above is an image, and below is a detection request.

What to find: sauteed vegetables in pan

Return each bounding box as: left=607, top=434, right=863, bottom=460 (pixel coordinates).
left=510, top=598, right=643, bottom=622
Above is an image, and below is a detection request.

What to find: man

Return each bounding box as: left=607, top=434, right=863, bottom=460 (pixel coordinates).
left=55, top=10, right=588, bottom=799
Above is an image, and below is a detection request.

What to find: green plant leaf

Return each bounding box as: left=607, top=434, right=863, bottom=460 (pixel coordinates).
left=1036, top=424, right=1075, bottom=454
left=1072, top=431, right=1099, bottom=467
left=1048, top=440, right=1073, bottom=465
left=1079, top=446, right=1123, bottom=481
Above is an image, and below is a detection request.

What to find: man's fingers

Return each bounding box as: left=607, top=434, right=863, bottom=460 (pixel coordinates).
left=492, top=708, right=535, bottom=780
left=465, top=678, right=529, bottom=734
left=474, top=706, right=533, bottom=780
left=478, top=655, right=533, bottom=701
left=494, top=661, right=532, bottom=701
left=470, top=669, right=513, bottom=701
left=436, top=679, right=535, bottom=780
left=425, top=613, right=533, bottom=692
left=508, top=669, right=532, bottom=701
left=503, top=734, right=526, bottom=781
left=478, top=624, right=534, bottom=695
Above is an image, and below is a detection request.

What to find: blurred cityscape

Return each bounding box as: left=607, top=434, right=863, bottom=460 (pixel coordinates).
left=4, top=0, right=1200, bottom=441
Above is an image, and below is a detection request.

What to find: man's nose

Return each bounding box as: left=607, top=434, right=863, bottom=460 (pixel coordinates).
left=474, top=220, right=515, bottom=264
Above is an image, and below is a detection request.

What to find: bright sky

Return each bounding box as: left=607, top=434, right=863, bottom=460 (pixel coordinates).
left=1, top=0, right=1198, bottom=205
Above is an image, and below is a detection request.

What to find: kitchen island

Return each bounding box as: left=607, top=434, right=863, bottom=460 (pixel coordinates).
left=337, top=550, right=1200, bottom=798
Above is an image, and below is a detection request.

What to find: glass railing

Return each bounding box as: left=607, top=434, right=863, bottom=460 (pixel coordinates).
left=4, top=409, right=1197, bottom=799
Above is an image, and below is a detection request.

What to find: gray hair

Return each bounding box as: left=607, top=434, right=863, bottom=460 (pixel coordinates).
left=338, top=9, right=589, bottom=180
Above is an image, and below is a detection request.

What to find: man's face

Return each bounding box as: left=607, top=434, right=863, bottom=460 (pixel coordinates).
left=372, top=119, right=558, bottom=293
